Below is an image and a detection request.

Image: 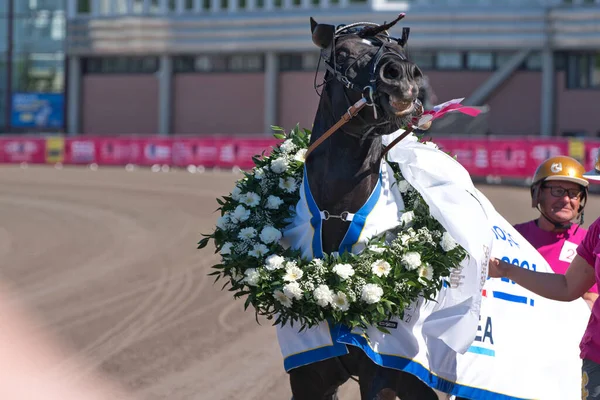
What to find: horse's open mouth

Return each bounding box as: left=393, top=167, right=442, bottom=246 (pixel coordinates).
left=389, top=96, right=414, bottom=116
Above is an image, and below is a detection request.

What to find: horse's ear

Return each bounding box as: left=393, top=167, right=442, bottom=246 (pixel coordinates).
left=310, top=17, right=335, bottom=49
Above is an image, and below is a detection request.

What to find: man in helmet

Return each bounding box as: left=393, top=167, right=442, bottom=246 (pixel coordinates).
left=514, top=155, right=598, bottom=307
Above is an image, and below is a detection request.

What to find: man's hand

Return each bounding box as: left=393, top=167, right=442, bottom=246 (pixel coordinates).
left=488, top=257, right=510, bottom=278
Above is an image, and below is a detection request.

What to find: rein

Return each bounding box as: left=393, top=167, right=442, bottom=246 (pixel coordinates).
left=304, top=96, right=416, bottom=162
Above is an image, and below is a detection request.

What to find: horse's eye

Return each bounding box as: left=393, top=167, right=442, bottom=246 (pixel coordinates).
left=337, top=51, right=349, bottom=63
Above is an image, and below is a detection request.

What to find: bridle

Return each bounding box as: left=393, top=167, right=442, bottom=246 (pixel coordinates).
left=306, top=17, right=422, bottom=161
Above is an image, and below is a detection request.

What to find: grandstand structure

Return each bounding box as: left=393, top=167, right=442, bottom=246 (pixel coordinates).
left=65, top=0, right=600, bottom=137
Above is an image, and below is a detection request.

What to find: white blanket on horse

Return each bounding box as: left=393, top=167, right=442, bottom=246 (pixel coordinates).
left=278, top=131, right=492, bottom=371
left=277, top=130, right=588, bottom=399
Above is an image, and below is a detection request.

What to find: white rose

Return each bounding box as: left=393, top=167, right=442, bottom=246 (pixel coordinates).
left=270, top=157, right=288, bottom=174
left=332, top=263, right=355, bottom=280
left=220, top=242, right=233, bottom=256
left=274, top=290, right=293, bottom=308
left=283, top=281, right=303, bottom=300
left=440, top=231, right=459, bottom=252
left=231, top=186, right=243, bottom=201
left=400, top=211, right=414, bottom=227
left=260, top=226, right=282, bottom=244
left=244, top=268, right=260, bottom=286
left=248, top=244, right=269, bottom=258
left=398, top=180, right=411, bottom=194
left=293, top=148, right=307, bottom=163
left=371, top=260, right=391, bottom=277
left=313, top=285, right=334, bottom=307
left=361, top=283, right=383, bottom=304
left=401, top=251, right=422, bottom=271
left=230, top=205, right=250, bottom=223
left=266, top=195, right=284, bottom=210
left=332, top=291, right=350, bottom=311
left=265, top=255, right=286, bottom=271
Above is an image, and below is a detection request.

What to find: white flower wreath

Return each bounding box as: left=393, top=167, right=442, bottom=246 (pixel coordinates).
left=198, top=125, right=467, bottom=332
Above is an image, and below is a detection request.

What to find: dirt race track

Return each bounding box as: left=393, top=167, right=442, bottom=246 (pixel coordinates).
left=1, top=165, right=597, bottom=400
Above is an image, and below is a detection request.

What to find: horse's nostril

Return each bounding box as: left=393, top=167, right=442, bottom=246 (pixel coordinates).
left=382, top=62, right=401, bottom=80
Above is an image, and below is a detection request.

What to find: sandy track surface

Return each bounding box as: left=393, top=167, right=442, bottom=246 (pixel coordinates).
left=0, top=165, right=595, bottom=400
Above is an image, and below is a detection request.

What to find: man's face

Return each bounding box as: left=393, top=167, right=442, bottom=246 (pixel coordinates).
left=538, top=181, right=583, bottom=223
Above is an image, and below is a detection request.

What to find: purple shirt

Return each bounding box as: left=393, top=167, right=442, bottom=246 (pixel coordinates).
left=576, top=217, right=600, bottom=364
left=514, top=220, right=597, bottom=293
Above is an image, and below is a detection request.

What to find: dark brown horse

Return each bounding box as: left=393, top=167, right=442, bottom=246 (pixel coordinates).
left=289, top=15, right=440, bottom=400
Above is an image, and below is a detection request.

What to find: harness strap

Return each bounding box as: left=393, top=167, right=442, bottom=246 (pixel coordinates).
left=305, top=97, right=368, bottom=161
left=380, top=125, right=414, bottom=161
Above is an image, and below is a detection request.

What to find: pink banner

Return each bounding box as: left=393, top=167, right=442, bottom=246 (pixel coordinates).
left=0, top=137, right=46, bottom=164
left=3, top=135, right=599, bottom=180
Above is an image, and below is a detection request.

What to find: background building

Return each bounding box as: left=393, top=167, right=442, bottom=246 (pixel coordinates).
left=19, top=0, right=599, bottom=138
left=1, top=0, right=66, bottom=133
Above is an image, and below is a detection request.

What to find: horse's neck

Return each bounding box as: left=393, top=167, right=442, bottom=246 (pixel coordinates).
left=306, top=97, right=383, bottom=253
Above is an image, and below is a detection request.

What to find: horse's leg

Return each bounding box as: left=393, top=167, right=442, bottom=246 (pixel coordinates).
left=288, top=354, right=354, bottom=400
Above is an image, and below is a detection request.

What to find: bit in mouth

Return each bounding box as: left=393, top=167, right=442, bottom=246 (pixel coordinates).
left=389, top=96, right=414, bottom=116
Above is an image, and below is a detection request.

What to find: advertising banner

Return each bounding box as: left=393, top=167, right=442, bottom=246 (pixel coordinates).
left=11, top=93, right=65, bottom=129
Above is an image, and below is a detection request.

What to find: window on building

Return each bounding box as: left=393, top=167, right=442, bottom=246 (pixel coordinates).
left=12, top=52, right=65, bottom=93
left=567, top=53, right=600, bottom=89
left=409, top=52, right=434, bottom=70
left=525, top=52, right=542, bottom=70
left=436, top=51, right=463, bottom=70
left=76, top=0, right=91, bottom=13
left=279, top=52, right=319, bottom=71
left=185, top=0, right=195, bottom=9
left=82, top=57, right=160, bottom=74
left=173, top=55, right=261, bottom=73
left=466, top=52, right=493, bottom=70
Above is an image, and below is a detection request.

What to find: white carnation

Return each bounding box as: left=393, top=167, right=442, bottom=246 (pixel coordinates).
left=398, top=180, right=411, bottom=194
left=418, top=263, right=434, bottom=283
left=238, top=227, right=257, bottom=241
left=265, top=254, right=285, bottom=271
left=248, top=243, right=269, bottom=258
left=220, top=242, right=233, bottom=256
left=440, top=231, right=459, bottom=252
left=230, top=205, right=250, bottom=223
left=231, top=186, right=243, bottom=201
left=332, top=291, right=350, bottom=311
left=361, top=283, right=383, bottom=304
left=401, top=251, right=422, bottom=271
left=241, top=192, right=261, bottom=208
left=216, top=214, right=230, bottom=230
left=274, top=290, right=293, bottom=308
left=400, top=211, right=415, bottom=227
left=254, top=168, right=265, bottom=180
left=280, top=139, right=296, bottom=154
left=244, top=268, right=260, bottom=286
left=279, top=177, right=298, bottom=193
left=259, top=226, right=282, bottom=244
left=313, top=285, right=334, bottom=307
left=371, top=260, right=392, bottom=277
left=283, top=265, right=304, bottom=282
left=270, top=157, right=288, bottom=174
left=332, top=263, right=355, bottom=280
left=283, top=281, right=303, bottom=300
left=294, top=148, right=307, bottom=163
left=266, top=195, right=284, bottom=210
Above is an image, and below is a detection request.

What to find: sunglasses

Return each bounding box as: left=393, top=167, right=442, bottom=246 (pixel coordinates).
left=542, top=185, right=583, bottom=199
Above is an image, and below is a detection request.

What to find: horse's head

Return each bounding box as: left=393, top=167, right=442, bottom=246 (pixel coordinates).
left=310, top=14, right=423, bottom=138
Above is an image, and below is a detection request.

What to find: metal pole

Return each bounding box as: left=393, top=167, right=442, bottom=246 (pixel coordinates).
left=4, top=0, right=14, bottom=133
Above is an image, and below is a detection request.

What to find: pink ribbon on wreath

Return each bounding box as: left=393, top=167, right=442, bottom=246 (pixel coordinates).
left=412, top=98, right=485, bottom=128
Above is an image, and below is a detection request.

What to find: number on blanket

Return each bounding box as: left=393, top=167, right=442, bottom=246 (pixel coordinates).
left=500, top=257, right=536, bottom=284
